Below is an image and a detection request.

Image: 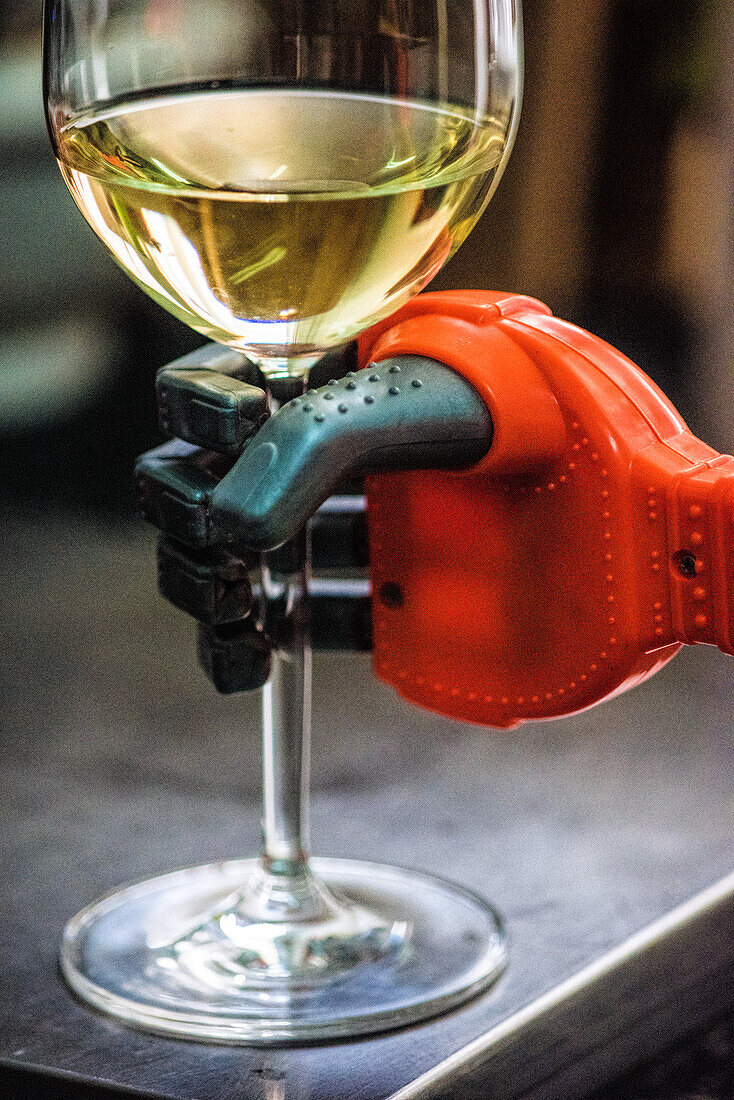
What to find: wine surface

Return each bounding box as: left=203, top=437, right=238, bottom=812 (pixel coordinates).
left=56, top=89, right=512, bottom=367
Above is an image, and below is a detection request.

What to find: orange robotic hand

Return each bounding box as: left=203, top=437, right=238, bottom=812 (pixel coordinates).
left=359, top=291, right=733, bottom=727
left=147, top=290, right=733, bottom=725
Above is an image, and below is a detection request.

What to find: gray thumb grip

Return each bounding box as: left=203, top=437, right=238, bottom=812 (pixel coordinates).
left=210, top=356, right=492, bottom=551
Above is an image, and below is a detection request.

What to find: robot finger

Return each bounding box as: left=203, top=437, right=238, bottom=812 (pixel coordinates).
left=157, top=537, right=257, bottom=625
left=197, top=620, right=272, bottom=694
left=210, top=356, right=492, bottom=550
left=135, top=440, right=236, bottom=547
left=156, top=344, right=269, bottom=454
left=154, top=341, right=359, bottom=456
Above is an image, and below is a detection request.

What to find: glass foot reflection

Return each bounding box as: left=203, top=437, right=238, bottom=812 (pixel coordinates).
left=61, top=857, right=507, bottom=1043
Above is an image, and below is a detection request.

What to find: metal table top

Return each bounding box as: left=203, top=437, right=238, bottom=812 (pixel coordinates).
left=0, top=513, right=731, bottom=1099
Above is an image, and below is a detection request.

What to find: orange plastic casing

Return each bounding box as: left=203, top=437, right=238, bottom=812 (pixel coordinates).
left=358, top=291, right=734, bottom=728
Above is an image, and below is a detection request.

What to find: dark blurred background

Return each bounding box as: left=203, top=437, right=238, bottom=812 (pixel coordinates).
left=0, top=0, right=731, bottom=517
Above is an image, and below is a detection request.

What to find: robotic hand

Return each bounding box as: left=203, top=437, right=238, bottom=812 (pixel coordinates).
left=137, top=291, right=734, bottom=727
left=136, top=330, right=490, bottom=688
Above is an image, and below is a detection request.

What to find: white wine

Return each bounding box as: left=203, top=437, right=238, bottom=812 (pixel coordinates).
left=56, top=89, right=512, bottom=368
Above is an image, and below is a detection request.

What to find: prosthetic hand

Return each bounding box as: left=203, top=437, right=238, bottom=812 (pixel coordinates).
left=137, top=292, right=733, bottom=727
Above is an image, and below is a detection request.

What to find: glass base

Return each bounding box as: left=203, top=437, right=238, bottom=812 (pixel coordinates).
left=61, top=857, right=507, bottom=1044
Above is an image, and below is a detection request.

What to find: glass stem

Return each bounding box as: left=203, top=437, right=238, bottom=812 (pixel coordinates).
left=260, top=374, right=312, bottom=877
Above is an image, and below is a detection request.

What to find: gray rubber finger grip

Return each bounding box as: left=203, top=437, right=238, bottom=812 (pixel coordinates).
left=135, top=440, right=233, bottom=547
left=197, top=621, right=272, bottom=694
left=211, top=357, right=492, bottom=551
left=157, top=538, right=256, bottom=625
left=156, top=344, right=269, bottom=454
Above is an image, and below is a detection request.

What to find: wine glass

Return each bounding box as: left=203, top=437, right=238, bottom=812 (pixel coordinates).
left=44, top=0, right=523, bottom=1042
